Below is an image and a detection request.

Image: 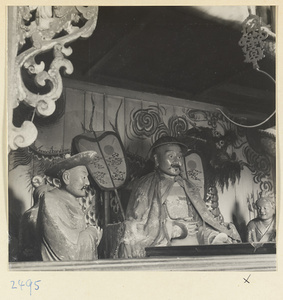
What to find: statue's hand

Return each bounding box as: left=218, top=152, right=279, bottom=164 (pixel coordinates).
left=186, top=222, right=198, bottom=236
left=88, top=225, right=103, bottom=245
left=212, top=232, right=232, bottom=244
left=123, top=241, right=145, bottom=258
left=95, top=226, right=103, bottom=245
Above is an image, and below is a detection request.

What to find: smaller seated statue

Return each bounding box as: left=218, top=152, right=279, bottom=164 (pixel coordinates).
left=247, top=193, right=276, bottom=243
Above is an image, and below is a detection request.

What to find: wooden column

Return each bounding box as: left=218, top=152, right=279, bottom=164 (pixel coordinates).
left=104, top=191, right=110, bottom=226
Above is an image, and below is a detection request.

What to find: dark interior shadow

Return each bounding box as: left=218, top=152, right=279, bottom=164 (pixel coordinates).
left=8, top=187, right=25, bottom=262
left=232, top=200, right=248, bottom=243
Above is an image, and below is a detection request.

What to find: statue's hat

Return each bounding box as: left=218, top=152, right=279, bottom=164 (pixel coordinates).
left=45, top=151, right=97, bottom=178
left=148, top=136, right=188, bottom=159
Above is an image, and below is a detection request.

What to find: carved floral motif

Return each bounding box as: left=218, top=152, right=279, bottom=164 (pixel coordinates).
left=8, top=6, right=99, bottom=151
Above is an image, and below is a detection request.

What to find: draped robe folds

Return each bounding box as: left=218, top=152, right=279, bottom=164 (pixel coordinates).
left=37, top=188, right=100, bottom=261
left=247, top=217, right=276, bottom=243
left=120, top=170, right=241, bottom=258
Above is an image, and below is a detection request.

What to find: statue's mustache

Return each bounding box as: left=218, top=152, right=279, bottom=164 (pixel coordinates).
left=171, top=163, right=181, bottom=169
left=81, top=185, right=90, bottom=191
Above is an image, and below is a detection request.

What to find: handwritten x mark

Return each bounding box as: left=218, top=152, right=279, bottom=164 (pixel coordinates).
left=243, top=274, right=251, bottom=284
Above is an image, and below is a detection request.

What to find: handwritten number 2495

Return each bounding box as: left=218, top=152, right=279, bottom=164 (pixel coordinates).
left=11, top=279, right=41, bottom=295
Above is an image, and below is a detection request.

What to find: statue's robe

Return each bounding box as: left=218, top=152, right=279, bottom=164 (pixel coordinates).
left=119, top=170, right=241, bottom=258
left=37, top=188, right=99, bottom=261
left=247, top=217, right=276, bottom=243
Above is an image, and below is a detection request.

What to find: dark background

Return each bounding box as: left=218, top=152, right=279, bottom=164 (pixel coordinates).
left=67, top=6, right=275, bottom=124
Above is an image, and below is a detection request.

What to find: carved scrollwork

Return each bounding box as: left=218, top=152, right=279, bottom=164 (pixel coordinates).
left=9, top=121, right=38, bottom=151
left=9, top=6, right=99, bottom=151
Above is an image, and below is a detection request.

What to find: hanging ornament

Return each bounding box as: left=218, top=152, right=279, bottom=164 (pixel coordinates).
left=238, top=13, right=268, bottom=69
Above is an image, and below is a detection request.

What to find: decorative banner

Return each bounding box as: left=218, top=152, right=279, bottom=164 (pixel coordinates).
left=184, top=151, right=205, bottom=200
left=72, top=131, right=128, bottom=190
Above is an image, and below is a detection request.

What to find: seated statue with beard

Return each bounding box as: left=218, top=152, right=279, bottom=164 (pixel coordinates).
left=118, top=136, right=241, bottom=258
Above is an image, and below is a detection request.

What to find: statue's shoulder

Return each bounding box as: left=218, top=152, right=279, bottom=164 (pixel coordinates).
left=136, top=172, right=158, bottom=189
left=42, top=188, right=62, bottom=206
left=44, top=187, right=59, bottom=196
left=247, top=218, right=260, bottom=229
left=128, top=171, right=157, bottom=190
left=140, top=171, right=157, bottom=181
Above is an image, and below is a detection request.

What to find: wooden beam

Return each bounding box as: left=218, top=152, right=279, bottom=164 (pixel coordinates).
left=9, top=254, right=276, bottom=271
left=63, top=77, right=224, bottom=112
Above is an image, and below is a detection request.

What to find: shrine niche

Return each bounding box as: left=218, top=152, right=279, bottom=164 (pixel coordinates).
left=9, top=83, right=275, bottom=244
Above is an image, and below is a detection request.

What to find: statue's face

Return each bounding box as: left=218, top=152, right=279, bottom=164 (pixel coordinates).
left=256, top=198, right=275, bottom=221
left=154, top=144, right=183, bottom=177
left=64, top=165, right=90, bottom=198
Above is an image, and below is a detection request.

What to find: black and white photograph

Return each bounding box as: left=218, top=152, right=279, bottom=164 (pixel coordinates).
left=5, top=2, right=279, bottom=287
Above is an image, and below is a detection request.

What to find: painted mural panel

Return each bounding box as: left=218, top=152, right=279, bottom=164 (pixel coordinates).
left=104, top=95, right=122, bottom=131
left=104, top=95, right=125, bottom=141
left=64, top=88, right=86, bottom=149
left=84, top=92, right=104, bottom=132
left=123, top=97, right=143, bottom=154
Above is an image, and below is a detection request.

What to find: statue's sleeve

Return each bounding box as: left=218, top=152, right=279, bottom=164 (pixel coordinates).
left=39, top=194, right=99, bottom=261
left=120, top=174, right=158, bottom=258
left=197, top=222, right=220, bottom=244
left=180, top=177, right=241, bottom=242
left=246, top=220, right=257, bottom=243
left=125, top=174, right=154, bottom=221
